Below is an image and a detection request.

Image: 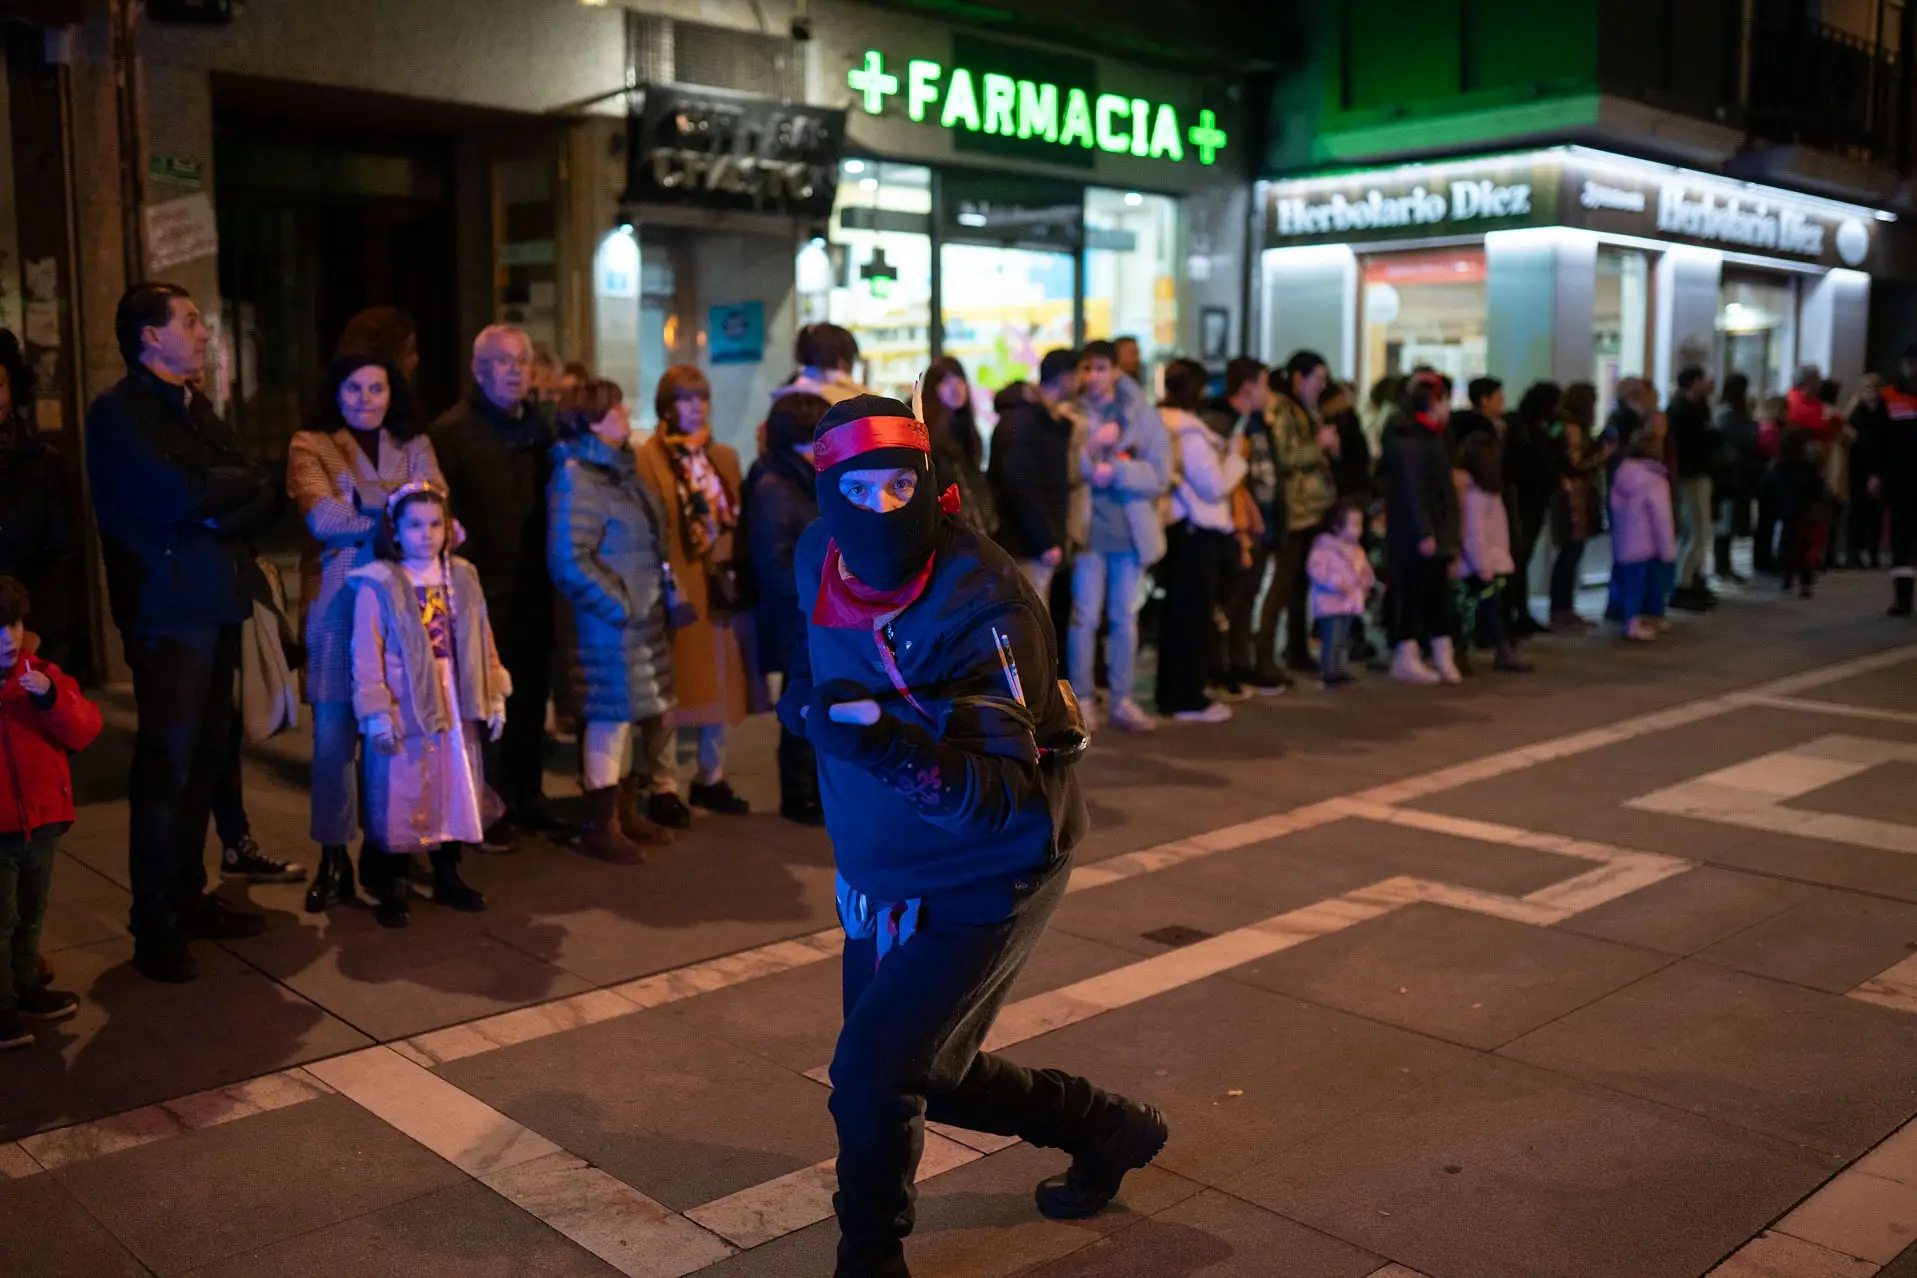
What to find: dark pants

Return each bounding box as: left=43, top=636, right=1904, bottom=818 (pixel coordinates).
left=1849, top=487, right=1883, bottom=566
left=776, top=725, right=820, bottom=812
left=488, top=619, right=552, bottom=817
left=1504, top=508, right=1544, bottom=626
left=1550, top=539, right=1586, bottom=614
left=0, top=825, right=60, bottom=1009
left=1387, top=553, right=1453, bottom=646
left=830, top=857, right=1112, bottom=1252
left=1755, top=487, right=1779, bottom=573
left=1225, top=539, right=1282, bottom=679
left=1283, top=535, right=1313, bottom=665
left=1464, top=575, right=1508, bottom=651
left=124, top=625, right=240, bottom=938
left=1781, top=515, right=1828, bottom=587
left=1157, top=522, right=1230, bottom=715
left=1315, top=615, right=1352, bottom=682
left=211, top=702, right=249, bottom=849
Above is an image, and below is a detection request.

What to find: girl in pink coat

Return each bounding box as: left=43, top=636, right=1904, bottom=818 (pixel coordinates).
left=1306, top=502, right=1374, bottom=688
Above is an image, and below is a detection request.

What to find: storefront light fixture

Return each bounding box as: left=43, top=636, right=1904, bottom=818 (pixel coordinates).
left=845, top=159, right=866, bottom=174
left=846, top=49, right=1225, bottom=166
left=860, top=177, right=879, bottom=191
left=1124, top=192, right=1144, bottom=206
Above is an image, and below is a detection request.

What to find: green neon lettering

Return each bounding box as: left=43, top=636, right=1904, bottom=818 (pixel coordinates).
left=1149, top=103, right=1184, bottom=161
left=942, top=67, right=982, bottom=132
left=907, top=59, right=942, bottom=122
left=1017, top=80, right=1058, bottom=141
left=1060, top=88, right=1095, bottom=148
left=1129, top=98, right=1150, bottom=157
left=981, top=73, right=1018, bottom=136
left=1095, top=94, right=1132, bottom=154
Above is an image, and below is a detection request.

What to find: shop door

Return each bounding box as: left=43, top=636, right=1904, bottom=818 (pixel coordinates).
left=938, top=173, right=1083, bottom=437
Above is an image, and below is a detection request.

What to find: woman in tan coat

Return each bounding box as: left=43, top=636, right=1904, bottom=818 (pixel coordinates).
left=287, top=354, right=443, bottom=911
left=633, top=365, right=761, bottom=826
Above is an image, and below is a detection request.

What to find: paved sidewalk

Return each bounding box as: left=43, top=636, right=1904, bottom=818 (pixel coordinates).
left=8, top=569, right=1917, bottom=1277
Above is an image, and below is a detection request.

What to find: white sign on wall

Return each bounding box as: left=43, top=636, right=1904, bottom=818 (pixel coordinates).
left=144, top=193, right=220, bottom=274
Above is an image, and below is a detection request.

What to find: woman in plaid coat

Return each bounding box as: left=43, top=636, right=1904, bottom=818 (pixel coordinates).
left=288, top=354, right=443, bottom=911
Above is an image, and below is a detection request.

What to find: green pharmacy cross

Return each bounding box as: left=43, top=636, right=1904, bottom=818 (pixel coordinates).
left=848, top=50, right=900, bottom=115
left=1188, top=110, right=1227, bottom=166
left=846, top=50, right=1225, bottom=167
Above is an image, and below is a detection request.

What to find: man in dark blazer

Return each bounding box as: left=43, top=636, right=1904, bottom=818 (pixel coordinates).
left=86, top=282, right=279, bottom=983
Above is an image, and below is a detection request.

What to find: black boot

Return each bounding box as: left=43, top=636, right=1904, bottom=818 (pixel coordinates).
left=1033, top=1098, right=1169, bottom=1220
left=689, top=779, right=750, bottom=815
left=373, top=852, right=412, bottom=929
left=1893, top=576, right=1915, bottom=618
left=430, top=844, right=487, bottom=912
left=778, top=727, right=826, bottom=826
left=304, top=845, right=357, bottom=914
left=834, top=1238, right=910, bottom=1278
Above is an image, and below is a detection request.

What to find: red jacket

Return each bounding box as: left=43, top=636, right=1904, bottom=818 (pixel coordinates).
left=1, top=641, right=103, bottom=836
left=1787, top=387, right=1838, bottom=443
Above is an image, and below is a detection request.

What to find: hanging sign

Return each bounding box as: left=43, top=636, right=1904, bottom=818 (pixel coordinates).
left=626, top=85, right=846, bottom=218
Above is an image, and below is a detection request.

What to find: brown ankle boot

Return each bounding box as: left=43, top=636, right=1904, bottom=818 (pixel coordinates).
left=616, top=775, right=675, bottom=846
left=578, top=787, right=648, bottom=864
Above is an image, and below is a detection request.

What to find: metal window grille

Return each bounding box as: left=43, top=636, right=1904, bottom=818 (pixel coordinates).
left=627, top=13, right=802, bottom=100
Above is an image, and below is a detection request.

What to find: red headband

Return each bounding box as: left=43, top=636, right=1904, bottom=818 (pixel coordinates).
left=812, top=415, right=929, bottom=473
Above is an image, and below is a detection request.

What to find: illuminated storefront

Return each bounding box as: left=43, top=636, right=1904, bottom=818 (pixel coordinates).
left=1256, top=147, right=1894, bottom=401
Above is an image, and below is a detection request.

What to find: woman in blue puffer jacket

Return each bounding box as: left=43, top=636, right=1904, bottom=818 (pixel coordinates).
left=547, top=379, right=677, bottom=863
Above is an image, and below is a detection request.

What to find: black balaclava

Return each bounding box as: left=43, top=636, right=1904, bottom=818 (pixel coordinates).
left=814, top=394, right=940, bottom=591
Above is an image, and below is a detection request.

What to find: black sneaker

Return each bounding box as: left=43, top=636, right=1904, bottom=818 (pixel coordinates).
left=689, top=780, right=750, bottom=815
left=132, top=933, right=197, bottom=983
left=834, top=1239, right=910, bottom=1278
left=1034, top=1099, right=1169, bottom=1220
left=648, top=791, right=693, bottom=829
left=0, top=1010, right=32, bottom=1049
left=510, top=801, right=573, bottom=836
left=221, top=836, right=306, bottom=885
left=17, top=987, right=79, bottom=1021
left=780, top=798, right=826, bottom=827
left=176, top=895, right=267, bottom=941
left=477, top=821, right=519, bottom=855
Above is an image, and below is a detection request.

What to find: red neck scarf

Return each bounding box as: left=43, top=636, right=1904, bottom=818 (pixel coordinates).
left=813, top=541, right=935, bottom=628
left=1415, top=410, right=1445, bottom=433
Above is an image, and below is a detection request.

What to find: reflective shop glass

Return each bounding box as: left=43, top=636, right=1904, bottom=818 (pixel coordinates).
left=803, top=160, right=934, bottom=404
left=1593, top=247, right=1651, bottom=410
left=1718, top=270, right=1798, bottom=397
left=1085, top=189, right=1180, bottom=387
left=1359, top=248, right=1487, bottom=393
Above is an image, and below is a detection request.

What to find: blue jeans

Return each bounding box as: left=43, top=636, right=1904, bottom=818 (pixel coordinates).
left=1616, top=559, right=1675, bottom=624
left=1069, top=550, right=1142, bottom=708
left=1314, top=615, right=1352, bottom=681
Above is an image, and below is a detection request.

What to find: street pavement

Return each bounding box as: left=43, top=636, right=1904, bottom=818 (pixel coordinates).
left=9, top=568, right=1917, bottom=1277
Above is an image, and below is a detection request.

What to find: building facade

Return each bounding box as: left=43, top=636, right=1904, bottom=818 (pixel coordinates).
left=1255, top=0, right=1917, bottom=400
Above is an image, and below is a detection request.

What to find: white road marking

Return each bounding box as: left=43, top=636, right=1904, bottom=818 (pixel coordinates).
left=1732, top=693, right=1917, bottom=727
left=1631, top=735, right=1917, bottom=857
left=15, top=1066, right=335, bottom=1171
left=305, top=1045, right=736, bottom=1277
left=1706, top=1230, right=1876, bottom=1276
left=679, top=811, right=1701, bottom=1252
left=1850, top=952, right=1917, bottom=1015
left=0, top=1142, right=43, bottom=1179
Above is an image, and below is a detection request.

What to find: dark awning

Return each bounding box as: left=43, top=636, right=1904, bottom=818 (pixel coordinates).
left=0, top=0, right=88, bottom=27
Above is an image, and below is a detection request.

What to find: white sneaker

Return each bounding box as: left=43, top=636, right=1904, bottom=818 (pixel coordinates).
left=1108, top=699, right=1159, bottom=732
left=1431, top=637, right=1464, bottom=685
left=1172, top=703, right=1234, bottom=724
left=1390, top=641, right=1442, bottom=685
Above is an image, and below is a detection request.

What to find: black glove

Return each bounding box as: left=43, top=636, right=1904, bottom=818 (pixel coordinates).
left=776, top=676, right=813, bottom=738
left=804, top=679, right=895, bottom=764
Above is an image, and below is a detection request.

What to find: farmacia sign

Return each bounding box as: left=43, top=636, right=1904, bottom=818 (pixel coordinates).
left=847, top=49, right=1227, bottom=167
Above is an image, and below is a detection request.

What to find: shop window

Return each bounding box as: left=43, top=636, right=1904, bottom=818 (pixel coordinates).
left=1359, top=248, right=1486, bottom=395
left=1718, top=270, right=1798, bottom=396
left=1085, top=189, right=1179, bottom=384
left=939, top=242, right=1076, bottom=424
left=805, top=160, right=933, bottom=403
left=1593, top=247, right=1651, bottom=409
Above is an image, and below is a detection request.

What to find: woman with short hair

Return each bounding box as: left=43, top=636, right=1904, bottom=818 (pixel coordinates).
left=547, top=378, right=677, bottom=862
left=633, top=365, right=760, bottom=825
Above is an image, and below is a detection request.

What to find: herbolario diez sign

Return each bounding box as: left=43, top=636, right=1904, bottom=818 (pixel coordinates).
left=1264, top=149, right=1878, bottom=272
left=626, top=85, right=848, bottom=217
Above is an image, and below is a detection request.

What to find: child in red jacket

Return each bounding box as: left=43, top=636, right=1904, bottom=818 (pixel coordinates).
left=0, top=577, right=102, bottom=1048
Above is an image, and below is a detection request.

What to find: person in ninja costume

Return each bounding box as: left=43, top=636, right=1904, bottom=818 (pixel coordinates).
left=781, top=394, right=1168, bottom=1277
